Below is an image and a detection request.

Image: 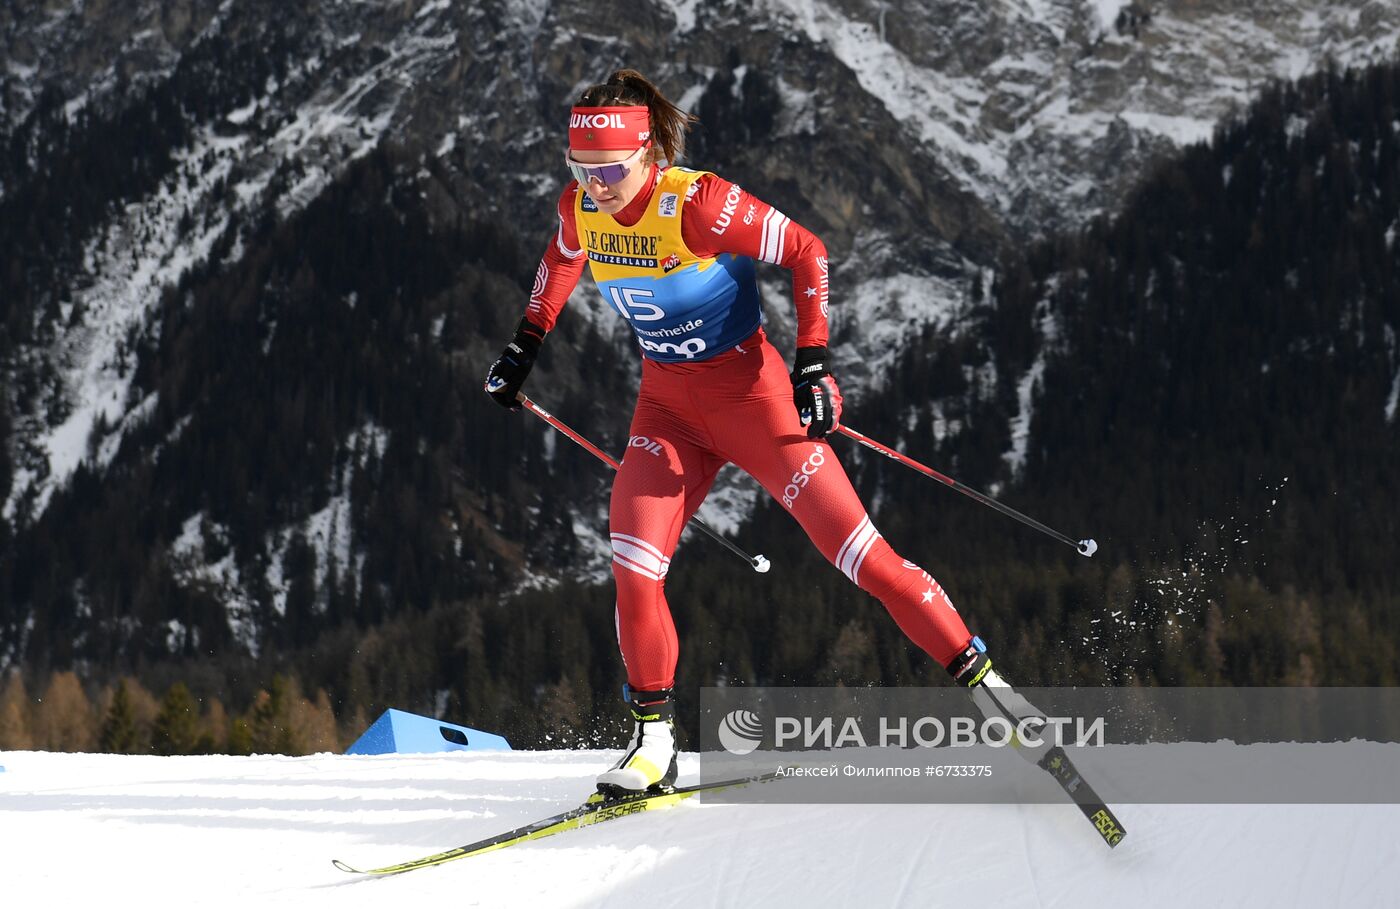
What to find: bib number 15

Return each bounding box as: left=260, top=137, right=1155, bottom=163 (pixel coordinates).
left=609, top=287, right=666, bottom=322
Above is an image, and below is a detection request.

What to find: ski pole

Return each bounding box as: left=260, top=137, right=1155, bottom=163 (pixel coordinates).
left=834, top=424, right=1098, bottom=558
left=517, top=393, right=772, bottom=573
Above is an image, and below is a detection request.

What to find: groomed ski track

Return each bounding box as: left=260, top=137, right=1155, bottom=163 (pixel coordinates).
left=1, top=749, right=1395, bottom=907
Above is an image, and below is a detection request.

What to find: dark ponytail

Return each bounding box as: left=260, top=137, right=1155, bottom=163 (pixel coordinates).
left=578, top=69, right=698, bottom=165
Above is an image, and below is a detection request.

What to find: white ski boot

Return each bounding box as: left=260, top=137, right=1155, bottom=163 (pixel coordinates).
left=947, top=636, right=1052, bottom=762
left=596, top=687, right=679, bottom=795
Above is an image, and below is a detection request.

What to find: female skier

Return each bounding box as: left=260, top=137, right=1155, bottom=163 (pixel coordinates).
left=485, top=70, right=995, bottom=793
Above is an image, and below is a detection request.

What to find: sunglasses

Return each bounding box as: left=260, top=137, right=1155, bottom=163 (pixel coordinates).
left=564, top=144, right=649, bottom=187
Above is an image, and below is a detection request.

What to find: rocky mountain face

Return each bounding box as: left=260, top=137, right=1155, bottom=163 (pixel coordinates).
left=0, top=0, right=1396, bottom=675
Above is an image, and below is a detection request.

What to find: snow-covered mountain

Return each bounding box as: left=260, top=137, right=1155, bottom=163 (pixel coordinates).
left=1, top=0, right=1397, bottom=664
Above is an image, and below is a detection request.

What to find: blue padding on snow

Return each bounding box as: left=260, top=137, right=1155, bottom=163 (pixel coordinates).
left=345, top=708, right=511, bottom=755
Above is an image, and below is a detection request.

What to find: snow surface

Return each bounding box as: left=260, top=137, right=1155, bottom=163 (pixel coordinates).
left=1090, top=0, right=1132, bottom=33
left=1, top=748, right=1397, bottom=907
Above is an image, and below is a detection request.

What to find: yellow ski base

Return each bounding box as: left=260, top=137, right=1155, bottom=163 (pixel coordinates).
left=332, top=772, right=777, bottom=876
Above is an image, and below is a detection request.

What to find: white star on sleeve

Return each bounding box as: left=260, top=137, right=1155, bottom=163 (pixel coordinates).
left=922, top=588, right=935, bottom=603
left=804, top=286, right=818, bottom=297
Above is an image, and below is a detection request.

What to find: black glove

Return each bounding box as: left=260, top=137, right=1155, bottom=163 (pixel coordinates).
left=484, top=318, right=547, bottom=411
left=790, top=346, right=844, bottom=439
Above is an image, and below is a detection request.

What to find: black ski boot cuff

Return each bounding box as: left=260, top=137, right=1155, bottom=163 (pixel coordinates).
left=946, top=637, right=992, bottom=688
left=624, top=686, right=674, bottom=723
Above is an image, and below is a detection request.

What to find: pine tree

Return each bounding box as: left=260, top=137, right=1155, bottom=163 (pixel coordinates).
left=822, top=620, right=881, bottom=686
left=226, top=716, right=254, bottom=756
left=34, top=671, right=96, bottom=752
left=538, top=678, right=587, bottom=744
left=249, top=674, right=303, bottom=755
left=290, top=687, right=341, bottom=754
left=98, top=679, right=145, bottom=754
left=151, top=682, right=203, bottom=755
left=201, top=698, right=230, bottom=754
left=0, top=672, right=35, bottom=750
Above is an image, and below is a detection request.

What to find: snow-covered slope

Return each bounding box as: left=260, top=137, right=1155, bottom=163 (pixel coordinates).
left=751, top=0, right=1400, bottom=238
left=2, top=748, right=1397, bottom=907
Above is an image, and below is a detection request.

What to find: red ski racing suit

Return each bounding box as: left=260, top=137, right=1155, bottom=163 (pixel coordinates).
left=525, top=164, right=974, bottom=690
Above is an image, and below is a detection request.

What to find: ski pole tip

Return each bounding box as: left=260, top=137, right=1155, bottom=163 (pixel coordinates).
left=752, top=555, right=772, bottom=573
left=1077, top=539, right=1098, bottom=558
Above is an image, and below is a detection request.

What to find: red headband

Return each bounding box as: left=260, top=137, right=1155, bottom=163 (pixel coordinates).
left=568, top=105, right=651, bottom=151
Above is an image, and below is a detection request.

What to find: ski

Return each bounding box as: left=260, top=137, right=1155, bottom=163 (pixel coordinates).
left=331, top=770, right=782, bottom=876
left=1037, top=745, right=1127, bottom=848
left=965, top=671, right=1128, bottom=849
